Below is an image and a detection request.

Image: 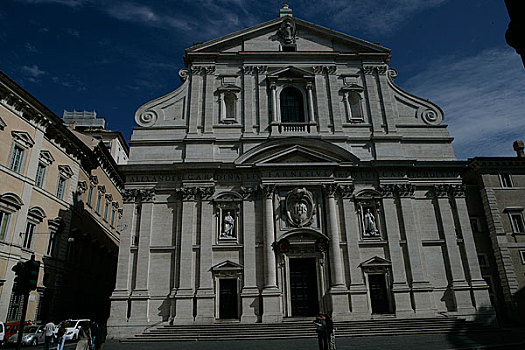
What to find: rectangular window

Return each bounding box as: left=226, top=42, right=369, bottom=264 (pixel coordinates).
left=470, top=218, right=480, bottom=233
left=87, top=185, right=93, bottom=207
left=0, top=210, right=10, bottom=241
left=7, top=287, right=24, bottom=321
left=47, top=232, right=57, bottom=256
left=23, top=222, right=36, bottom=249
left=56, top=176, right=66, bottom=200
left=511, top=214, right=525, bottom=233
left=103, top=200, right=109, bottom=221
left=9, top=145, right=24, bottom=173
left=520, top=251, right=525, bottom=265
left=35, top=163, right=46, bottom=188
left=96, top=192, right=102, bottom=214
left=110, top=208, right=116, bottom=227
left=500, top=173, right=513, bottom=188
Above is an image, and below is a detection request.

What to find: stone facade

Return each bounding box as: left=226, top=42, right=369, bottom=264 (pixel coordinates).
left=464, top=144, right=525, bottom=323
left=0, top=71, right=123, bottom=323
left=108, top=5, right=493, bottom=338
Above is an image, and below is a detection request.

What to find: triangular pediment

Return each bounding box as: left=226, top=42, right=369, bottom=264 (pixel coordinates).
left=360, top=256, right=392, bottom=268
left=257, top=145, right=342, bottom=166
left=210, top=260, right=243, bottom=272
left=186, top=16, right=390, bottom=55
left=235, top=137, right=360, bottom=166
left=268, top=66, right=314, bottom=79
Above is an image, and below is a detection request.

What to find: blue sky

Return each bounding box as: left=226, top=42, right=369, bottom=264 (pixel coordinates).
left=1, top=0, right=523, bottom=160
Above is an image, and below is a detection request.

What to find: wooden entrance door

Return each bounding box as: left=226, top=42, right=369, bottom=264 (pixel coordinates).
left=219, top=278, right=238, bottom=319
left=368, top=274, right=390, bottom=314
left=289, top=258, right=319, bottom=317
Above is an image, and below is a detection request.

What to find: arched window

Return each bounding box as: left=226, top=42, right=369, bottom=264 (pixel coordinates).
left=344, top=91, right=364, bottom=122
left=224, top=93, right=236, bottom=120
left=280, top=87, right=305, bottom=123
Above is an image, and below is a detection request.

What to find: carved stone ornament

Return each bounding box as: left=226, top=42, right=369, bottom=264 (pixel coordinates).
left=379, top=184, right=415, bottom=198
left=178, top=186, right=215, bottom=200
left=450, top=184, right=466, bottom=198
left=377, top=66, right=387, bottom=75
left=136, top=110, right=158, bottom=127
left=260, top=184, right=275, bottom=199
left=178, top=68, right=189, bottom=82
left=286, top=187, right=315, bottom=228
left=362, top=66, right=375, bottom=75
left=421, top=109, right=441, bottom=125
left=277, top=18, right=296, bottom=46
left=432, top=184, right=450, bottom=198
left=387, top=68, right=398, bottom=82
left=77, top=181, right=87, bottom=194
left=240, top=186, right=257, bottom=199
left=122, top=189, right=155, bottom=203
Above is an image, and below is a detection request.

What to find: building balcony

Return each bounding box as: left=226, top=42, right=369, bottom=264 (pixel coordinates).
left=271, top=122, right=316, bottom=134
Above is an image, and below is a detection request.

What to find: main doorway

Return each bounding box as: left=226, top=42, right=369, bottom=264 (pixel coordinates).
left=219, top=278, right=238, bottom=319
left=368, top=274, right=390, bottom=314
left=289, top=258, right=319, bottom=317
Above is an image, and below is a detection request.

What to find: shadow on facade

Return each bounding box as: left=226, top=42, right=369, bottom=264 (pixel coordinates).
left=39, top=200, right=118, bottom=324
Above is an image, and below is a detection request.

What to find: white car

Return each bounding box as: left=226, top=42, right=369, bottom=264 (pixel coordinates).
left=59, top=319, right=90, bottom=341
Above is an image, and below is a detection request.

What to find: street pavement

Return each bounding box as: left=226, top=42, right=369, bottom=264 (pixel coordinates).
left=23, top=328, right=525, bottom=350
left=98, top=329, right=525, bottom=350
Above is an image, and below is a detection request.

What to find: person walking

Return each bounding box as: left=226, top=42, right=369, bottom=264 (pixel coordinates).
left=314, top=313, right=329, bottom=350
left=56, top=323, right=67, bottom=350
left=44, top=320, right=55, bottom=350
left=75, top=324, right=91, bottom=350
left=90, top=321, right=98, bottom=350
left=94, top=322, right=107, bottom=350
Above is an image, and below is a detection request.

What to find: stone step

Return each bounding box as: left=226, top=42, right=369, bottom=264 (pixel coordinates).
left=122, top=318, right=498, bottom=343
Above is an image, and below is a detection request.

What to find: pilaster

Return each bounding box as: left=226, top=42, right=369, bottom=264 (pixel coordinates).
left=362, top=65, right=383, bottom=134
left=313, top=67, right=330, bottom=134
left=203, top=66, right=215, bottom=134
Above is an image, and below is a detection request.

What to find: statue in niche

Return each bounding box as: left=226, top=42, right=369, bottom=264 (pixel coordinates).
left=221, top=211, right=235, bottom=238
left=277, top=18, right=296, bottom=46
left=364, top=208, right=379, bottom=237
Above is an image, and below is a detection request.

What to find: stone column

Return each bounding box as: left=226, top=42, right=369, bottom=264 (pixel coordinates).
left=203, top=66, right=215, bottom=134
left=433, top=185, right=472, bottom=314
left=195, top=188, right=215, bottom=323
left=241, top=187, right=259, bottom=323
left=129, top=189, right=155, bottom=323
left=452, top=186, right=494, bottom=319
left=261, top=185, right=282, bottom=322
left=324, top=184, right=350, bottom=320
left=397, top=185, right=433, bottom=315
left=174, top=187, right=197, bottom=323
left=109, top=194, right=137, bottom=329
left=381, top=186, right=412, bottom=316
left=270, top=82, right=279, bottom=134
left=257, top=67, right=269, bottom=134
left=306, top=82, right=316, bottom=124
left=362, top=65, right=383, bottom=133
left=376, top=66, right=398, bottom=133
left=313, top=66, right=330, bottom=133
left=242, top=66, right=255, bottom=134
left=188, top=66, right=203, bottom=134
left=342, top=198, right=369, bottom=317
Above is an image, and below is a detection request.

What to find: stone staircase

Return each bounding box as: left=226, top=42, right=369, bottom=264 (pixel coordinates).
left=123, top=317, right=498, bottom=342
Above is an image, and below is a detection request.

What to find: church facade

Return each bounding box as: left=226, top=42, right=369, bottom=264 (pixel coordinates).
left=108, top=5, right=493, bottom=337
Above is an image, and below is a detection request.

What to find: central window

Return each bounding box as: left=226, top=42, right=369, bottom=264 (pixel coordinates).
left=280, top=87, right=305, bottom=123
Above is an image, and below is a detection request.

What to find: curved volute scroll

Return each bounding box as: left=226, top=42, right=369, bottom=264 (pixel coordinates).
left=134, top=68, right=190, bottom=128
left=385, top=67, right=444, bottom=126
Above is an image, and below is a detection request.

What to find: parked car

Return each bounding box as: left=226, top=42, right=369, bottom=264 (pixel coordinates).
left=6, top=325, right=48, bottom=347
left=3, top=322, right=31, bottom=346
left=0, top=322, right=4, bottom=346
left=59, top=319, right=90, bottom=341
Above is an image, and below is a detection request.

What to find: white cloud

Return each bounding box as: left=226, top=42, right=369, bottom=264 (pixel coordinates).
left=21, top=64, right=46, bottom=78
left=401, top=48, right=525, bottom=159
left=302, top=0, right=449, bottom=36
left=103, top=2, right=191, bottom=32
left=25, top=42, right=38, bottom=52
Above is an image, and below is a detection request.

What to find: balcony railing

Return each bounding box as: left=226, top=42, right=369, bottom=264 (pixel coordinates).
left=272, top=122, right=314, bottom=134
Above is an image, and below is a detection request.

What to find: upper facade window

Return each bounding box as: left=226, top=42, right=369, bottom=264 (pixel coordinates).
left=8, top=131, right=34, bottom=174
left=217, top=76, right=241, bottom=124
left=511, top=213, right=525, bottom=233
left=280, top=87, right=305, bottom=123
left=500, top=173, right=513, bottom=188
left=0, top=210, right=10, bottom=241
left=56, top=165, right=73, bottom=200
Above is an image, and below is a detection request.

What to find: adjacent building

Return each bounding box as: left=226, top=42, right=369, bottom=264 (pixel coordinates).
left=464, top=141, right=525, bottom=323
left=0, top=71, right=124, bottom=323
left=109, top=5, right=494, bottom=338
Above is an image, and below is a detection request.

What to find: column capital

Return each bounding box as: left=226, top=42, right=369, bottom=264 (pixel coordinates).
left=122, top=188, right=155, bottom=203
left=379, top=184, right=414, bottom=198
left=178, top=186, right=215, bottom=201
left=323, top=183, right=339, bottom=198
left=240, top=186, right=258, bottom=200
left=260, top=184, right=275, bottom=199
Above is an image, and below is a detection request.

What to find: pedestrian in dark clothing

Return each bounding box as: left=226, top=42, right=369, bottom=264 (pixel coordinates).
left=95, top=322, right=107, bottom=350
left=314, top=313, right=330, bottom=350
left=90, top=322, right=98, bottom=350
